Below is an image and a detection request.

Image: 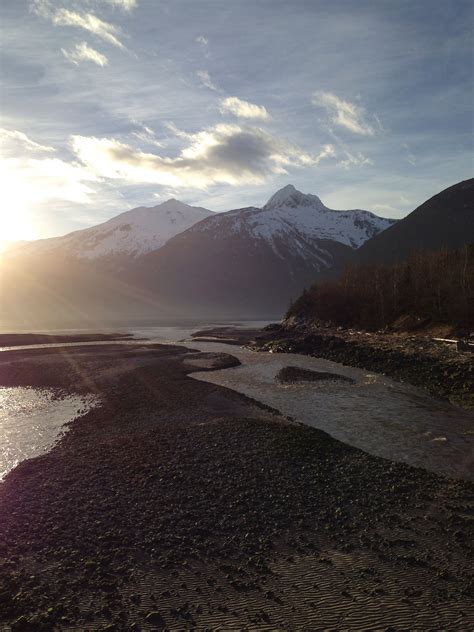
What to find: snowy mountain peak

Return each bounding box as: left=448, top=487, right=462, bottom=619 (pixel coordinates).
left=111, top=198, right=206, bottom=222
left=15, top=199, right=213, bottom=260
left=156, top=198, right=190, bottom=210
left=264, top=185, right=325, bottom=211
left=192, top=186, right=396, bottom=254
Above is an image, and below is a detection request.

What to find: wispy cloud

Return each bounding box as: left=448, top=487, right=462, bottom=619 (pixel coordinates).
left=31, top=0, right=138, bottom=16
left=219, top=96, right=269, bottom=120
left=99, top=0, right=138, bottom=11
left=312, top=91, right=376, bottom=136
left=197, top=70, right=218, bottom=91
left=196, top=35, right=209, bottom=46
left=338, top=150, right=373, bottom=169
left=53, top=9, right=125, bottom=48
left=29, top=0, right=52, bottom=18
left=62, top=42, right=108, bottom=66
left=402, top=142, right=417, bottom=165
left=71, top=123, right=335, bottom=188
left=0, top=128, right=55, bottom=155
left=132, top=125, right=165, bottom=149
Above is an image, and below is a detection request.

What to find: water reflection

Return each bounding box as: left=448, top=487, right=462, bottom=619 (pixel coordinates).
left=0, top=387, right=98, bottom=480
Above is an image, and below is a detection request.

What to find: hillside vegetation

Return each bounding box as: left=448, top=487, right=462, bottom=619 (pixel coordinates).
left=287, top=245, right=474, bottom=331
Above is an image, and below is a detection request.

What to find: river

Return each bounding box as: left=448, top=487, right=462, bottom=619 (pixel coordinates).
left=0, top=322, right=472, bottom=482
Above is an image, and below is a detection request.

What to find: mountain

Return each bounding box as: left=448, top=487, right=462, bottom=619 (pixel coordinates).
left=0, top=185, right=396, bottom=326
left=131, top=185, right=395, bottom=317
left=259, top=184, right=395, bottom=248
left=356, top=179, right=474, bottom=265
left=0, top=240, right=23, bottom=254
left=12, top=199, right=212, bottom=260
left=0, top=199, right=212, bottom=328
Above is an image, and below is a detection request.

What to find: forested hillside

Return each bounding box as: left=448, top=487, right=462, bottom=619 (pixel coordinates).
left=288, top=245, right=474, bottom=330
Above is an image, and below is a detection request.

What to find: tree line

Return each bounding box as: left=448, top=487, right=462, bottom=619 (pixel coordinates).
left=287, top=245, right=474, bottom=330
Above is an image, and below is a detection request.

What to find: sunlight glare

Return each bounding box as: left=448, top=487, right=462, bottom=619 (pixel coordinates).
left=0, top=167, right=37, bottom=241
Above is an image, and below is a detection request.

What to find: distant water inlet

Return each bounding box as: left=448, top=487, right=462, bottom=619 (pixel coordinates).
left=0, top=387, right=98, bottom=480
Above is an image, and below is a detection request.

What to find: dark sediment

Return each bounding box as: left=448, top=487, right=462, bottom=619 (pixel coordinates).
left=0, top=332, right=134, bottom=348
left=276, top=366, right=355, bottom=384
left=0, top=341, right=473, bottom=630
left=191, top=326, right=265, bottom=346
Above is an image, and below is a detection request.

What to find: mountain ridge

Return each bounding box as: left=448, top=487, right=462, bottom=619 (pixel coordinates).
left=11, top=199, right=213, bottom=260
left=356, top=178, right=474, bottom=264
left=0, top=184, right=398, bottom=325
left=128, top=186, right=396, bottom=317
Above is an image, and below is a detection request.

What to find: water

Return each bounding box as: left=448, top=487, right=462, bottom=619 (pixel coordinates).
left=184, top=339, right=474, bottom=481
left=0, top=387, right=98, bottom=480
left=0, top=322, right=472, bottom=482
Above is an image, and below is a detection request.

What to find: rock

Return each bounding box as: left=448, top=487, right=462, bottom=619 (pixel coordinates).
left=276, top=366, right=354, bottom=384
left=144, top=611, right=165, bottom=626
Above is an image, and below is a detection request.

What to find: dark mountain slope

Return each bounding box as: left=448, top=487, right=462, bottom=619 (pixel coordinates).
left=133, top=213, right=355, bottom=318
left=357, top=179, right=474, bottom=265
left=131, top=186, right=394, bottom=318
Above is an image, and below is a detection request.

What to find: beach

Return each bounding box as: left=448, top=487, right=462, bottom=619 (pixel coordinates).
left=0, top=337, right=473, bottom=630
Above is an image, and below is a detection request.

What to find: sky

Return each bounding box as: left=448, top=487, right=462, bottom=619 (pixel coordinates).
left=0, top=0, right=473, bottom=241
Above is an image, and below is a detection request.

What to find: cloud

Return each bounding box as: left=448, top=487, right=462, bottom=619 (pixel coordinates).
left=197, top=70, right=218, bottom=91
left=49, top=5, right=125, bottom=49
left=219, top=96, right=269, bottom=120
left=0, top=129, right=97, bottom=204
left=196, top=35, right=209, bottom=46
left=31, top=0, right=137, bottom=18
left=402, top=142, right=417, bottom=165
left=99, top=0, right=138, bottom=11
left=312, top=91, right=376, bottom=135
left=3, top=156, right=98, bottom=204
left=62, top=42, right=108, bottom=66
left=71, top=123, right=335, bottom=189
left=0, top=128, right=99, bottom=238
left=0, top=128, right=55, bottom=155
left=338, top=150, right=373, bottom=169
left=29, top=0, right=52, bottom=18
left=313, top=144, right=337, bottom=163
left=132, top=125, right=165, bottom=148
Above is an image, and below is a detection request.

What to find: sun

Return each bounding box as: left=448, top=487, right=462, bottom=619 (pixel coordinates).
left=0, top=200, right=36, bottom=243
left=0, top=171, right=37, bottom=242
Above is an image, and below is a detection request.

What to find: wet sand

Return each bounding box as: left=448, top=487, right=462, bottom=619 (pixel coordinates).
left=0, top=340, right=473, bottom=630
left=0, top=333, right=134, bottom=348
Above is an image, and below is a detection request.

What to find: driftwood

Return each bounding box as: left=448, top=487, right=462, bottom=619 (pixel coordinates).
left=432, top=338, right=474, bottom=352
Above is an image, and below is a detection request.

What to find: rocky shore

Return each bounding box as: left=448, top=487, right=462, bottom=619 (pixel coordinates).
left=0, top=338, right=473, bottom=630
left=224, top=320, right=474, bottom=410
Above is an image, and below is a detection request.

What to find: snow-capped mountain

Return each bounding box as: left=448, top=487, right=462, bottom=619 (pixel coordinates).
left=193, top=184, right=395, bottom=254
left=132, top=185, right=396, bottom=317
left=14, top=199, right=212, bottom=260
left=1, top=184, right=397, bottom=324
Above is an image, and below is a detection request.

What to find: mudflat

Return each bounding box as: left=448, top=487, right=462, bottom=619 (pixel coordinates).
left=0, top=333, right=134, bottom=348
left=0, top=339, right=472, bottom=630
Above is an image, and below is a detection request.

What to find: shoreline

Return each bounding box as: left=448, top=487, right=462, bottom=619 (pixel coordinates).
left=0, top=333, right=135, bottom=348
left=0, top=337, right=473, bottom=630
left=193, top=322, right=474, bottom=410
